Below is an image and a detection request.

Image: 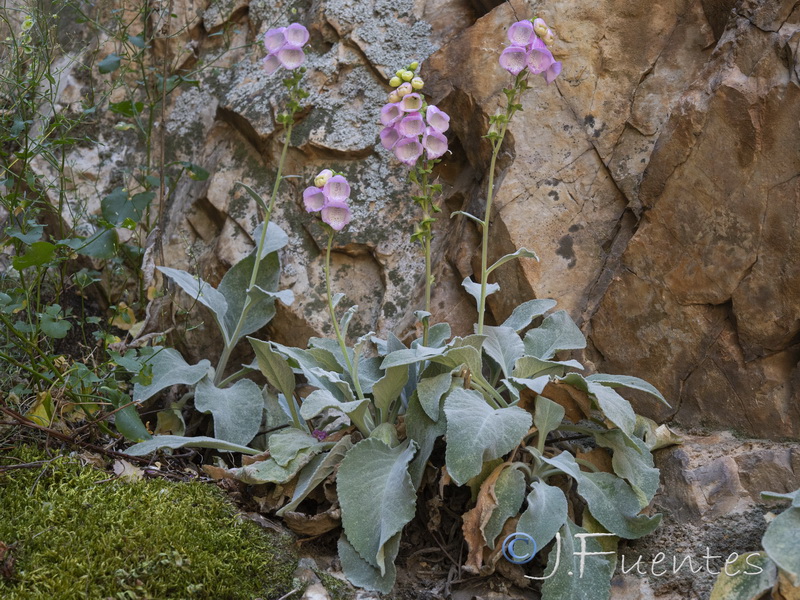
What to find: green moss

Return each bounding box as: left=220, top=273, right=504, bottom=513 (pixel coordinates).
left=0, top=447, right=297, bottom=600
left=316, top=570, right=351, bottom=600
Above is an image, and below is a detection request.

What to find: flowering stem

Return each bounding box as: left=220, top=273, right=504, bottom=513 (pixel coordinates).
left=324, top=229, right=368, bottom=407
left=477, top=73, right=528, bottom=334
left=214, top=82, right=301, bottom=386
left=411, top=160, right=438, bottom=345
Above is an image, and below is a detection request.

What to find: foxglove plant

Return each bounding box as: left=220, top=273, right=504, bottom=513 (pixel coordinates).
left=379, top=62, right=451, bottom=344
left=123, top=14, right=672, bottom=600
left=465, top=17, right=561, bottom=334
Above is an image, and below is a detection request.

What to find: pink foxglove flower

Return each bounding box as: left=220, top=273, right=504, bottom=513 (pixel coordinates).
left=381, top=103, right=403, bottom=126
left=422, top=128, right=448, bottom=160
left=393, top=137, right=423, bottom=165
left=400, top=93, right=423, bottom=112
left=398, top=112, right=425, bottom=137
left=303, top=186, right=326, bottom=212
left=425, top=106, right=450, bottom=133
left=380, top=126, right=401, bottom=150
left=508, top=20, right=534, bottom=47
left=321, top=199, right=352, bottom=231
left=323, top=175, right=351, bottom=202
left=499, top=19, right=561, bottom=83
left=263, top=23, right=309, bottom=74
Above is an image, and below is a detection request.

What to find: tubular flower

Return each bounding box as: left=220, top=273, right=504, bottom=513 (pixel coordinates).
left=263, top=23, right=309, bottom=73
left=379, top=61, right=451, bottom=166
left=500, top=18, right=561, bottom=84
left=303, top=172, right=353, bottom=231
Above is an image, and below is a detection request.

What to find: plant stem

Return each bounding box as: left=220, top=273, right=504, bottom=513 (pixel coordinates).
left=213, top=119, right=294, bottom=385
left=476, top=74, right=527, bottom=334
left=324, top=229, right=366, bottom=403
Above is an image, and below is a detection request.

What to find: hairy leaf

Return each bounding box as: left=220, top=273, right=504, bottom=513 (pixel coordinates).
left=132, top=348, right=211, bottom=402
left=337, top=438, right=418, bottom=574
left=250, top=338, right=296, bottom=400
left=444, top=388, right=531, bottom=486
left=709, top=552, right=777, bottom=600
left=482, top=326, right=524, bottom=378
left=534, top=395, right=566, bottom=445
left=594, top=429, right=659, bottom=507
left=585, top=373, right=669, bottom=407
left=517, top=481, right=568, bottom=551
left=372, top=365, right=409, bottom=417
left=762, top=506, right=800, bottom=585
left=502, top=299, right=558, bottom=332
left=416, top=371, right=453, bottom=421
left=338, top=532, right=399, bottom=594
left=524, top=310, right=586, bottom=360
left=462, top=276, right=499, bottom=311
left=268, top=429, right=320, bottom=467
left=126, top=435, right=259, bottom=456
left=277, top=436, right=354, bottom=516
left=158, top=267, right=229, bottom=342
left=195, top=377, right=263, bottom=446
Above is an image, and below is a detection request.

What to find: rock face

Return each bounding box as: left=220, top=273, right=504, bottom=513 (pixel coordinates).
left=610, top=432, right=800, bottom=600
left=41, top=0, right=798, bottom=438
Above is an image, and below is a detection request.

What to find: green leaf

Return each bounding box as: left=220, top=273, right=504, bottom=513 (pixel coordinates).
left=38, top=305, right=71, bottom=339
left=109, top=100, right=145, bottom=117
left=337, top=438, right=418, bottom=574
left=338, top=532, right=399, bottom=594
left=502, top=299, right=558, bottom=332
left=299, top=389, right=368, bottom=421
left=444, top=388, right=532, bottom=486
left=534, top=395, right=566, bottom=444
left=709, top=552, right=777, bottom=600
left=486, top=247, right=539, bottom=275
left=462, top=276, right=499, bottom=311
left=98, top=53, right=121, bottom=74
left=762, top=489, right=800, bottom=508
left=482, top=326, right=524, bottom=378
left=107, top=390, right=151, bottom=442
left=230, top=449, right=321, bottom=484
left=381, top=345, right=444, bottom=369
left=588, top=381, right=636, bottom=435
left=277, top=436, right=354, bottom=516
left=12, top=241, right=55, bottom=269
left=268, top=428, right=320, bottom=467
left=7, top=222, right=44, bottom=244
left=159, top=266, right=230, bottom=342
left=513, top=355, right=583, bottom=379
left=235, top=181, right=270, bottom=215
left=101, top=188, right=154, bottom=226
left=524, top=310, right=586, bottom=360
left=132, top=347, right=212, bottom=402
left=250, top=221, right=290, bottom=260
left=372, top=365, right=409, bottom=417
left=405, top=391, right=447, bottom=489
left=126, top=434, right=259, bottom=456
left=416, top=371, right=453, bottom=421
left=538, top=452, right=661, bottom=539
left=483, top=467, right=526, bottom=548
left=450, top=210, right=484, bottom=227
left=249, top=338, right=296, bottom=401
left=218, top=249, right=283, bottom=345
left=517, top=481, right=568, bottom=551
left=427, top=323, right=451, bottom=347
left=540, top=520, right=614, bottom=600
left=194, top=377, right=263, bottom=446
left=71, top=228, right=118, bottom=259
left=586, top=373, right=669, bottom=407
left=127, top=34, right=146, bottom=48
left=762, top=506, right=800, bottom=585
left=339, top=305, right=357, bottom=342
left=594, top=429, right=659, bottom=507
left=577, top=471, right=662, bottom=539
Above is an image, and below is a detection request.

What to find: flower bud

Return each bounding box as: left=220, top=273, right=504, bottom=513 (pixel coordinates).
left=388, top=91, right=401, bottom=103
left=395, top=69, right=405, bottom=77
left=409, top=61, right=419, bottom=70
left=543, top=28, right=556, bottom=45
left=389, top=76, right=402, bottom=87
left=401, top=70, right=414, bottom=82
left=396, top=82, right=413, bottom=97
left=314, top=169, right=333, bottom=187
left=411, top=77, right=424, bottom=90
left=533, top=18, right=548, bottom=37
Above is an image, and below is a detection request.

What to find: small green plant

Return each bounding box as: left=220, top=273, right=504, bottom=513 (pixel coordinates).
left=0, top=446, right=297, bottom=599
left=123, top=14, right=671, bottom=599
left=710, top=488, right=800, bottom=600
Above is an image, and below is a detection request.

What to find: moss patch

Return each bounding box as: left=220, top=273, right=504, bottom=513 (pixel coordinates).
left=0, top=447, right=297, bottom=600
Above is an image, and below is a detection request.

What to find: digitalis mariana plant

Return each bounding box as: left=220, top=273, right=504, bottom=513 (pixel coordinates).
left=125, top=16, right=672, bottom=600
